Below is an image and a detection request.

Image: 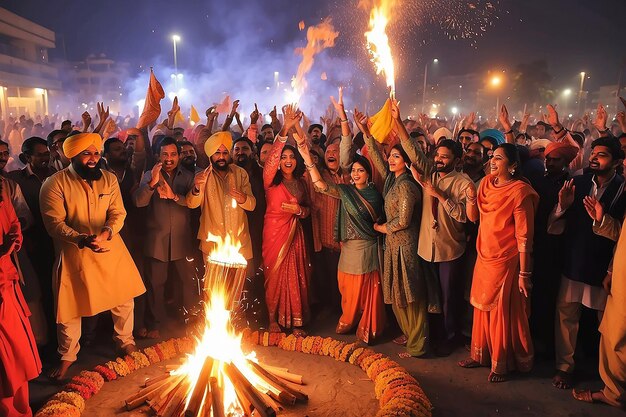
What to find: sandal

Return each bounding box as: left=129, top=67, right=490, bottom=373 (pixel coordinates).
left=292, top=328, right=307, bottom=337
left=488, top=372, right=507, bottom=383
left=393, top=335, right=408, bottom=346
left=458, top=358, right=481, bottom=368
left=398, top=352, right=412, bottom=359
left=552, top=370, right=573, bottom=390
left=572, top=389, right=594, bottom=403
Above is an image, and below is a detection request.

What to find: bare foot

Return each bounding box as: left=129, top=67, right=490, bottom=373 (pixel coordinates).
left=136, top=328, right=148, bottom=338
left=553, top=370, right=573, bottom=389
left=49, top=360, right=74, bottom=380
left=393, top=335, right=408, bottom=346
left=488, top=371, right=507, bottom=383
left=572, top=388, right=614, bottom=406
left=458, top=358, right=481, bottom=368
left=268, top=322, right=281, bottom=333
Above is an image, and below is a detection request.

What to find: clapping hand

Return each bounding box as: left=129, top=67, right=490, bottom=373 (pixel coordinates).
left=558, top=179, right=576, bottom=211
left=594, top=103, right=608, bottom=132
left=583, top=195, right=604, bottom=222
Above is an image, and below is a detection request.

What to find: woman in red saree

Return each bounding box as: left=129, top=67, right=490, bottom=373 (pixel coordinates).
left=459, top=143, right=538, bottom=382
left=263, top=106, right=311, bottom=335
left=0, top=177, right=41, bottom=416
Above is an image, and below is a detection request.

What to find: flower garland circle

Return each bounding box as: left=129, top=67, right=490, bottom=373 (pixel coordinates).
left=35, top=332, right=432, bottom=417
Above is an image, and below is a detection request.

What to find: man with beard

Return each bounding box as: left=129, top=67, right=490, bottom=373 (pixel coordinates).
left=179, top=141, right=201, bottom=174
left=40, top=133, right=145, bottom=380
left=258, top=142, right=273, bottom=167
left=548, top=136, right=626, bottom=390
left=404, top=133, right=478, bottom=356
left=462, top=142, right=487, bottom=185
left=133, top=137, right=196, bottom=339
left=232, top=136, right=266, bottom=271
left=457, top=128, right=479, bottom=151
left=187, top=132, right=256, bottom=278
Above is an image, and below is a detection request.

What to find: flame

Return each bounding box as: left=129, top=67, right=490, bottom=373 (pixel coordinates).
left=174, top=234, right=272, bottom=415
left=206, top=233, right=247, bottom=266
left=288, top=18, right=339, bottom=103
left=364, top=0, right=397, bottom=97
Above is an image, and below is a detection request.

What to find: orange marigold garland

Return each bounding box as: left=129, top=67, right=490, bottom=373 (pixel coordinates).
left=244, top=332, right=433, bottom=417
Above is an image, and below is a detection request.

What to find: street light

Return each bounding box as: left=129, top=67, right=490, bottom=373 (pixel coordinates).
left=578, top=71, right=586, bottom=115
left=172, top=34, right=181, bottom=89
left=421, top=58, right=439, bottom=113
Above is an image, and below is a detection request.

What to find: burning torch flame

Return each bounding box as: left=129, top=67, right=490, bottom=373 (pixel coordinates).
left=364, top=0, right=397, bottom=97
left=287, top=18, right=339, bottom=103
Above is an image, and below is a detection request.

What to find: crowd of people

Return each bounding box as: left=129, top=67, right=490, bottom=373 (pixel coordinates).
left=1, top=90, right=626, bottom=416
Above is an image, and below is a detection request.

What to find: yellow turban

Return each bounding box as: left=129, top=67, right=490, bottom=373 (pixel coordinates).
left=63, top=133, right=103, bottom=159
left=204, top=131, right=233, bottom=157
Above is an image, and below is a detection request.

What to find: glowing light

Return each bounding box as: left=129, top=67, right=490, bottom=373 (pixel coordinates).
left=562, top=88, right=572, bottom=97
left=172, top=34, right=181, bottom=42
left=135, top=99, right=145, bottom=109
left=171, top=74, right=176, bottom=79
left=451, top=107, right=458, bottom=115
left=206, top=233, right=246, bottom=266
left=231, top=198, right=237, bottom=209
left=433, top=58, right=439, bottom=63
left=432, top=103, right=438, bottom=108
left=168, top=92, right=176, bottom=101
left=34, top=88, right=44, bottom=94
left=365, top=0, right=397, bottom=96
left=490, top=75, right=502, bottom=87
left=177, top=73, right=184, bottom=79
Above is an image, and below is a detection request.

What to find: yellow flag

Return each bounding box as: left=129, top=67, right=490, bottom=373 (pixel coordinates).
left=369, top=98, right=394, bottom=143
left=174, top=107, right=185, bottom=125
left=190, top=105, right=200, bottom=124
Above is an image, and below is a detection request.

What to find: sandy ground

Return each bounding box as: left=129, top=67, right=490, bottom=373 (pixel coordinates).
left=30, top=311, right=620, bottom=416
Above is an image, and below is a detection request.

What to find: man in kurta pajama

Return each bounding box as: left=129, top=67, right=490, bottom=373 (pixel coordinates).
left=186, top=132, right=256, bottom=278
left=40, top=133, right=145, bottom=380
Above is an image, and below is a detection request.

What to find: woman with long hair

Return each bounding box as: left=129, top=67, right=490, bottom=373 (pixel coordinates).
left=295, top=129, right=386, bottom=343
left=263, top=105, right=311, bottom=336
left=353, top=108, right=428, bottom=357
left=459, top=143, right=538, bottom=382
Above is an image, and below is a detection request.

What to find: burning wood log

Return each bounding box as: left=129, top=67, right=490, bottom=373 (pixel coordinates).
left=204, top=254, right=247, bottom=309
left=247, top=359, right=307, bottom=403
left=224, top=362, right=276, bottom=417
left=125, top=375, right=178, bottom=410
left=184, top=357, right=214, bottom=417
left=157, top=378, right=191, bottom=417
left=209, top=377, right=225, bottom=417
left=147, top=375, right=186, bottom=413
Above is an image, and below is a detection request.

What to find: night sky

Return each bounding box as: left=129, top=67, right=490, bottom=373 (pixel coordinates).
left=3, top=0, right=625, bottom=114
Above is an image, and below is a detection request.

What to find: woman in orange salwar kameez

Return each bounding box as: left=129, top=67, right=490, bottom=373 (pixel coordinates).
left=263, top=106, right=311, bottom=335
left=459, top=143, right=538, bottom=382
left=0, top=178, right=41, bottom=417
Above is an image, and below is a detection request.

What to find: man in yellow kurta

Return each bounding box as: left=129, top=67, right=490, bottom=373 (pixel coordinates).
left=186, top=131, right=256, bottom=271
left=40, top=133, right=145, bottom=379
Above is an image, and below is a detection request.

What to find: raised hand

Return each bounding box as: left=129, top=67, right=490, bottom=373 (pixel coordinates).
left=229, top=99, right=240, bottom=118
left=594, top=104, right=608, bottom=132
left=558, top=179, right=576, bottom=212
left=498, top=104, right=511, bottom=131
left=194, top=166, right=211, bottom=191
left=149, top=162, right=162, bottom=188
left=583, top=195, right=604, bottom=222
left=205, top=106, right=217, bottom=118
left=330, top=86, right=346, bottom=118
left=97, top=102, right=110, bottom=123
left=269, top=106, right=278, bottom=120
left=281, top=104, right=302, bottom=132
left=616, top=111, right=626, bottom=132
left=546, top=104, right=561, bottom=129
left=391, top=99, right=402, bottom=121
left=353, top=108, right=371, bottom=137
left=81, top=111, right=92, bottom=131
left=250, top=103, right=260, bottom=125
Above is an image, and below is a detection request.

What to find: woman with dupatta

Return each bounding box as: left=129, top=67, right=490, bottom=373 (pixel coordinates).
left=459, top=143, right=538, bottom=382
left=295, top=128, right=385, bottom=343
left=353, top=107, right=428, bottom=357
left=263, top=105, right=311, bottom=336
left=0, top=177, right=41, bottom=417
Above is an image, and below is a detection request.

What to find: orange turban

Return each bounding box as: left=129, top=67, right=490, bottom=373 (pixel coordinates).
left=545, top=141, right=579, bottom=164
left=62, top=133, right=103, bottom=159
left=204, top=131, right=233, bottom=157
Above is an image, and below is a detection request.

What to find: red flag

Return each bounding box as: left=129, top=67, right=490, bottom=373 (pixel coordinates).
left=136, top=69, right=165, bottom=129
left=214, top=95, right=231, bottom=114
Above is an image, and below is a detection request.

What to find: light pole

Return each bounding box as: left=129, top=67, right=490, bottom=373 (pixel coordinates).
left=172, top=34, right=180, bottom=89
left=421, top=58, right=438, bottom=113
left=578, top=71, right=586, bottom=116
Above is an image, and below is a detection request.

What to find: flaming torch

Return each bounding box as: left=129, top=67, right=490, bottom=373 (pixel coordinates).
left=364, top=0, right=397, bottom=98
